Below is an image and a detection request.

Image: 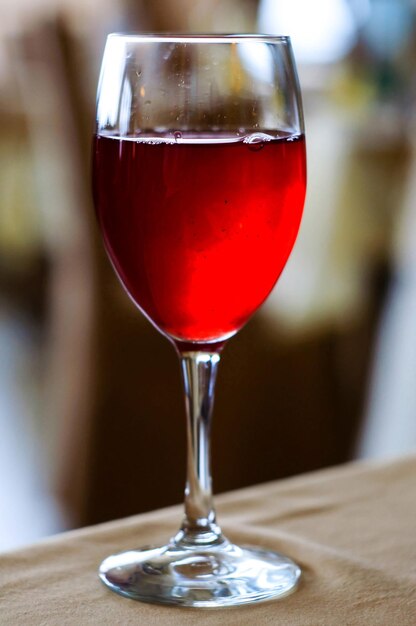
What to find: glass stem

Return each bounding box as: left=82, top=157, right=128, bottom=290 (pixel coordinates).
left=174, top=351, right=225, bottom=549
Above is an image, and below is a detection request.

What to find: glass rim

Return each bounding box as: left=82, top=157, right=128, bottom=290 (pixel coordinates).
left=106, top=33, right=291, bottom=44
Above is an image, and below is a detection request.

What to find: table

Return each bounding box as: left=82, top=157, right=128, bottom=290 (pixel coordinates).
left=1, top=455, right=415, bottom=625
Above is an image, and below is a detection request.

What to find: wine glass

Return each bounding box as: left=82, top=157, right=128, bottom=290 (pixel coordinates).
left=93, top=33, right=306, bottom=608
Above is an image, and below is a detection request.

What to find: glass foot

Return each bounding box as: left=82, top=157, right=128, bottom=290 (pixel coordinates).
left=99, top=538, right=301, bottom=608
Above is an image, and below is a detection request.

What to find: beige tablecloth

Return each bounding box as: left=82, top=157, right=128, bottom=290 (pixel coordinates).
left=1, top=455, right=416, bottom=625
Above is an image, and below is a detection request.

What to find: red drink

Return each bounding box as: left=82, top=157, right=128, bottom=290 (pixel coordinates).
left=93, top=133, right=306, bottom=343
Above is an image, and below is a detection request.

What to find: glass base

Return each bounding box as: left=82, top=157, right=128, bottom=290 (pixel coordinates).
left=99, top=538, right=301, bottom=608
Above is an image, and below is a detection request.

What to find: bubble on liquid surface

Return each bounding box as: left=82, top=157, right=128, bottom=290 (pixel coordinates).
left=244, top=132, right=274, bottom=151
left=243, top=132, right=274, bottom=144
left=174, top=131, right=182, bottom=142
left=146, top=138, right=173, bottom=145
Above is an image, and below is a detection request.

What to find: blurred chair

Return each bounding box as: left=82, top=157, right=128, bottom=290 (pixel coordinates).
left=12, top=18, right=96, bottom=526
left=357, top=123, right=416, bottom=459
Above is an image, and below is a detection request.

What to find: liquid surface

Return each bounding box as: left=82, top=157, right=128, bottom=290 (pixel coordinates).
left=93, top=133, right=306, bottom=343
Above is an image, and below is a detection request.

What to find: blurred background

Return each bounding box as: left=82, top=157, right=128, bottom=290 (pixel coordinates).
left=1, top=0, right=416, bottom=550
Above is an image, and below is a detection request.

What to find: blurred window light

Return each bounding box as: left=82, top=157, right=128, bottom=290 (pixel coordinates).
left=258, top=0, right=358, bottom=64
left=349, top=0, right=372, bottom=27
left=362, top=0, right=414, bottom=61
